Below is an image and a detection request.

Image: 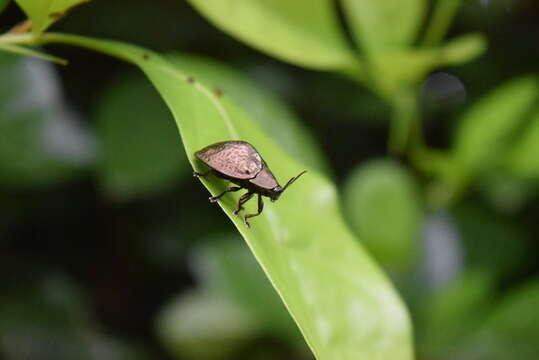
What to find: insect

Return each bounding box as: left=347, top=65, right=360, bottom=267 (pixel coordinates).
left=193, top=141, right=307, bottom=228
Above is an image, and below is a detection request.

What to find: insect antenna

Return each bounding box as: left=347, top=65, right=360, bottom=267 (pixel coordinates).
left=281, top=170, right=307, bottom=193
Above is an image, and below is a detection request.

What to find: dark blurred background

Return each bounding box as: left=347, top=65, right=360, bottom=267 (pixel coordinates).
left=1, top=0, right=539, bottom=359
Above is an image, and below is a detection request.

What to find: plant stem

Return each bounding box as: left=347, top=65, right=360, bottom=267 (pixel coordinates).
left=423, top=0, right=462, bottom=47
left=388, top=89, right=418, bottom=155
left=0, top=42, right=67, bottom=64
left=0, top=32, right=36, bottom=45
left=0, top=32, right=147, bottom=65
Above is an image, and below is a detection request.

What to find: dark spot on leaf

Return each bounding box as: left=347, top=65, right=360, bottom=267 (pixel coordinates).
left=187, top=77, right=195, bottom=84
left=142, top=53, right=150, bottom=60
left=49, top=12, right=64, bottom=19
left=214, top=88, right=223, bottom=97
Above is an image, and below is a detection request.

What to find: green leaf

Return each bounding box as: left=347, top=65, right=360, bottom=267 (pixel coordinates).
left=41, top=33, right=413, bottom=360
left=167, top=53, right=330, bottom=176
left=422, top=0, right=463, bottom=46
left=453, top=76, right=539, bottom=172
left=0, top=52, right=93, bottom=187
left=0, top=275, right=150, bottom=360
left=157, top=291, right=259, bottom=360
left=454, top=202, right=528, bottom=279
left=186, top=0, right=359, bottom=72
left=341, top=0, right=426, bottom=55
left=194, top=236, right=302, bottom=343
left=478, top=172, right=533, bottom=213
left=0, top=0, right=10, bottom=14
left=440, top=33, right=487, bottom=65
left=0, top=111, right=67, bottom=186
left=14, top=0, right=88, bottom=36
left=418, top=271, right=494, bottom=358
left=95, top=72, right=189, bottom=200
left=343, top=159, right=422, bottom=271
left=505, top=110, right=539, bottom=178
left=370, top=34, right=487, bottom=98
left=467, top=279, right=539, bottom=360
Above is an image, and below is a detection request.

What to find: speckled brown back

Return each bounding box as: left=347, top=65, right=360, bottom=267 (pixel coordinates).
left=195, top=141, right=263, bottom=179
left=249, top=166, right=279, bottom=190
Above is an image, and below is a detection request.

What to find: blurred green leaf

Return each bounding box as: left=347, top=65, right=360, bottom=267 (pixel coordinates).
left=167, top=53, right=330, bottom=176
left=95, top=72, right=188, bottom=200
left=478, top=172, right=533, bottom=213
left=0, top=111, right=69, bottom=186
left=343, top=159, right=422, bottom=271
left=14, top=0, right=88, bottom=36
left=41, top=33, right=414, bottom=360
left=464, top=279, right=539, bottom=360
left=423, top=0, right=463, bottom=46
left=454, top=76, right=539, bottom=172
left=453, top=202, right=528, bottom=279
left=157, top=290, right=259, bottom=360
left=186, top=0, right=359, bottom=72
left=0, top=274, right=149, bottom=360
left=341, top=0, right=426, bottom=55
left=370, top=34, right=487, bottom=97
left=440, top=33, right=487, bottom=65
left=370, top=49, right=434, bottom=98
left=0, top=52, right=92, bottom=187
left=418, top=271, right=494, bottom=359
left=0, top=0, right=11, bottom=15
left=505, top=110, right=539, bottom=178
left=194, top=236, right=302, bottom=343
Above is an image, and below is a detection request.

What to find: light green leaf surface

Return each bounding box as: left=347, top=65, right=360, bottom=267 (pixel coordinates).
left=341, top=0, right=426, bottom=55
left=167, top=54, right=330, bottom=175
left=14, top=0, right=88, bottom=36
left=343, top=159, right=422, bottom=271
left=505, top=110, right=539, bottom=178
left=95, top=73, right=188, bottom=200
left=454, top=76, right=539, bottom=172
left=186, top=0, right=359, bottom=72
left=41, top=33, right=413, bottom=360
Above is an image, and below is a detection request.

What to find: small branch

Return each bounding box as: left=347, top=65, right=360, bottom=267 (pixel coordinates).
left=0, top=32, right=37, bottom=45
left=388, top=89, right=418, bottom=155
left=8, top=19, right=33, bottom=34
left=0, top=32, right=68, bottom=64
left=0, top=43, right=67, bottom=64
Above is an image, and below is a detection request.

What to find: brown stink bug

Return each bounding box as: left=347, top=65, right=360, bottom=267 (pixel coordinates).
left=193, top=141, right=307, bottom=228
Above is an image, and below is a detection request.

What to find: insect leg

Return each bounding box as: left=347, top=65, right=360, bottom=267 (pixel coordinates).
left=243, top=194, right=264, bottom=228
left=209, top=186, right=242, bottom=203
left=233, top=191, right=254, bottom=216
left=193, top=170, right=210, bottom=178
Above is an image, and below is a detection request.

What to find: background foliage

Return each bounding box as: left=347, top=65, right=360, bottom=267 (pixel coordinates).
left=1, top=0, right=539, bottom=359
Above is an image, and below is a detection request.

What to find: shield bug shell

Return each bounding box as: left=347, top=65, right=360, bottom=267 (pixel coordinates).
left=194, top=141, right=307, bottom=228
